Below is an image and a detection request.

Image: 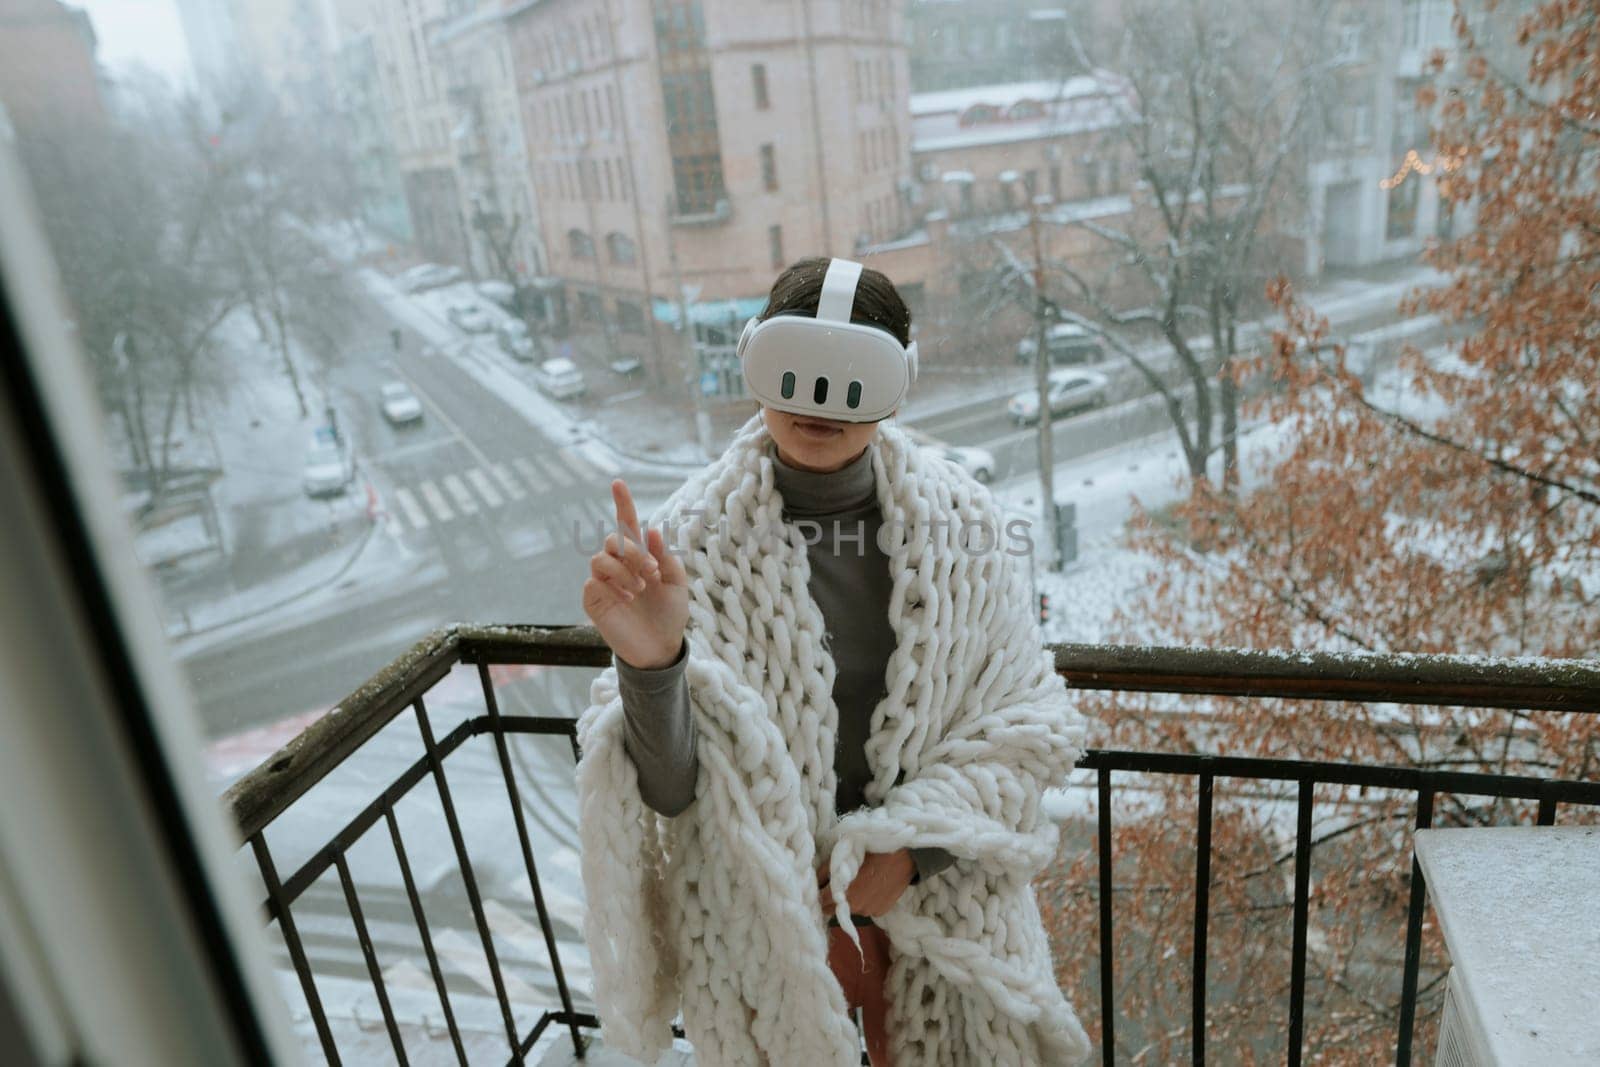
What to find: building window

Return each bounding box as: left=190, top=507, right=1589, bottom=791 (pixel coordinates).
left=1386, top=176, right=1419, bottom=240
left=607, top=232, right=637, bottom=265
left=752, top=63, right=769, bottom=109
left=616, top=299, right=646, bottom=333
left=769, top=224, right=784, bottom=269
left=578, top=290, right=603, bottom=321
left=761, top=143, right=778, bottom=191
left=568, top=228, right=595, bottom=259
left=672, top=152, right=726, bottom=215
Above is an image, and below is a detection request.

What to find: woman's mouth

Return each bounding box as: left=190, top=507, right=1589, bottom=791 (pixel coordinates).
left=793, top=417, right=843, bottom=439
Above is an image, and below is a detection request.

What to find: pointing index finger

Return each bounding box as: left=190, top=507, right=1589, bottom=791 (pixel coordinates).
left=611, top=478, right=643, bottom=541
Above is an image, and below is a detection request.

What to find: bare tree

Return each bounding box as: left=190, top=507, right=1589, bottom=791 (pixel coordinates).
left=1000, top=0, right=1338, bottom=492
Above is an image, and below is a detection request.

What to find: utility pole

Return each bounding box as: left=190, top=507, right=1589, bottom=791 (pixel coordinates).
left=663, top=196, right=714, bottom=460
left=1026, top=192, right=1060, bottom=571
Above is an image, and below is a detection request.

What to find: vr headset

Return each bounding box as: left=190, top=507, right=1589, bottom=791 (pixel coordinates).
left=738, top=257, right=918, bottom=423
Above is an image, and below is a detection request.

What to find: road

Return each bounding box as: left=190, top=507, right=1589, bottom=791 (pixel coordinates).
left=180, top=278, right=681, bottom=738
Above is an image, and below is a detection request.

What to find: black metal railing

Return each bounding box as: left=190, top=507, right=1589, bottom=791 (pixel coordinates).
left=222, top=624, right=1600, bottom=1066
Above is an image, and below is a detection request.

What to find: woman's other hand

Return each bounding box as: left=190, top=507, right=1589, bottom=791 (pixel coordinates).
left=816, top=848, right=916, bottom=918
left=582, top=479, right=689, bottom=670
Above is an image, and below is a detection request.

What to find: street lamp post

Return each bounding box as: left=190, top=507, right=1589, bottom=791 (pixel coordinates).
left=663, top=196, right=714, bottom=461
left=1022, top=189, right=1061, bottom=572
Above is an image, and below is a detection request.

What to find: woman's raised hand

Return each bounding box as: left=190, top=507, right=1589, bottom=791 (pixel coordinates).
left=582, top=479, right=689, bottom=670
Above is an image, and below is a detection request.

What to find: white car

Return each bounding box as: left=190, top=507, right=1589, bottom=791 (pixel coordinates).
left=379, top=381, right=423, bottom=425
left=448, top=303, right=494, bottom=333
left=903, top=428, right=996, bottom=483
left=1007, top=369, right=1109, bottom=425
left=496, top=320, right=537, bottom=361
left=397, top=263, right=462, bottom=293
left=302, top=432, right=355, bottom=497
left=534, top=357, right=587, bottom=400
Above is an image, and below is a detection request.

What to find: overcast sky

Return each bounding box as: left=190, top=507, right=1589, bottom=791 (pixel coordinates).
left=79, top=0, right=193, bottom=87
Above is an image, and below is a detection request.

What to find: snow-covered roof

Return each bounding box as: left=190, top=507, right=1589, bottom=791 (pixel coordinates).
left=910, top=74, right=1130, bottom=153
left=910, top=76, right=1109, bottom=117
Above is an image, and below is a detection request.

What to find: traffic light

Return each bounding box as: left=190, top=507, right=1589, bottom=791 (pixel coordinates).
left=1038, top=592, right=1050, bottom=624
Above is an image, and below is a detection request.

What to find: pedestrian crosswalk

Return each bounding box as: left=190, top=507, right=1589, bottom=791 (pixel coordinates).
left=381, top=446, right=615, bottom=537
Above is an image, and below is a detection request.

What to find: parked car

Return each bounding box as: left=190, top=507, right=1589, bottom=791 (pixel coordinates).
left=496, top=320, right=537, bottom=361
left=301, top=430, right=355, bottom=497
left=448, top=303, right=494, bottom=334
left=1016, top=323, right=1104, bottom=366
left=378, top=381, right=423, bottom=425
left=533, top=357, right=587, bottom=399
left=903, top=428, right=996, bottom=483
left=608, top=356, right=643, bottom=376
left=476, top=279, right=517, bottom=310
left=1007, top=369, right=1109, bottom=425
left=397, top=263, right=462, bottom=293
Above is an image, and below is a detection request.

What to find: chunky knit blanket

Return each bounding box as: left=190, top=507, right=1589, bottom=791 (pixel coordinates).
left=575, top=413, right=1091, bottom=1065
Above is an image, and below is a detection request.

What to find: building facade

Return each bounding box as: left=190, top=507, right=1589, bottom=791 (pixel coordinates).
left=506, top=0, right=914, bottom=383
left=1304, top=0, right=1466, bottom=276
left=433, top=3, right=547, bottom=297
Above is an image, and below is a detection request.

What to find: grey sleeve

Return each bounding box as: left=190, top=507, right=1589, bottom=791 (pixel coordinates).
left=910, top=846, right=956, bottom=884
left=616, top=639, right=699, bottom=817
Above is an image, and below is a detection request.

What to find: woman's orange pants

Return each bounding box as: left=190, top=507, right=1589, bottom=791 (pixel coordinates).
left=826, top=921, right=893, bottom=1066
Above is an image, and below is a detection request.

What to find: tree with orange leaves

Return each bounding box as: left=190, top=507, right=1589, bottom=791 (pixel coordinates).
left=1037, top=1, right=1599, bottom=1061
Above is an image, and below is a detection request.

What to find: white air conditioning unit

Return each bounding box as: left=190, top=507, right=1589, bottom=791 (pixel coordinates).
left=1434, top=970, right=1491, bottom=1067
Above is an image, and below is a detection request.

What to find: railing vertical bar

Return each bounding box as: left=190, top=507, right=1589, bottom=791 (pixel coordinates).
left=1287, top=780, right=1315, bottom=1067
left=1537, top=794, right=1557, bottom=826
left=250, top=833, right=341, bottom=1066
left=1097, top=767, right=1115, bottom=1067
left=477, top=662, right=587, bottom=1058
left=1395, top=787, right=1436, bottom=1067
left=335, top=854, right=410, bottom=1066
left=1192, top=771, right=1213, bottom=1067
left=414, top=697, right=526, bottom=1064
left=385, top=805, right=469, bottom=1066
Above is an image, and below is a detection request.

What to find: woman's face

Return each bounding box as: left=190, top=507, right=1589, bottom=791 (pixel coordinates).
left=763, top=407, right=885, bottom=473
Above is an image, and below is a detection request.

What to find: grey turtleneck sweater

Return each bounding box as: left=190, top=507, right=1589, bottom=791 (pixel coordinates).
left=616, top=440, right=956, bottom=886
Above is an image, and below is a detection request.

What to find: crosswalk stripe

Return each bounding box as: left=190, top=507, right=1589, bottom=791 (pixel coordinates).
left=558, top=446, right=604, bottom=485
left=512, top=457, right=551, bottom=493
left=432, top=928, right=543, bottom=1003
left=540, top=455, right=576, bottom=488
left=419, top=480, right=455, bottom=523
left=467, top=468, right=505, bottom=509
left=443, top=474, right=478, bottom=515
left=491, top=462, right=525, bottom=501
left=395, top=487, right=429, bottom=530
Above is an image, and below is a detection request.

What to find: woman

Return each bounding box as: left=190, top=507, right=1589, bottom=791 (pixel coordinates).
left=576, top=258, right=1090, bottom=1066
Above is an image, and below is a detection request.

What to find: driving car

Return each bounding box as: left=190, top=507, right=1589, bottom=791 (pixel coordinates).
left=533, top=357, right=587, bottom=399
left=608, top=356, right=643, bottom=376
left=1007, top=369, right=1109, bottom=425
left=301, top=430, right=355, bottom=497
left=1016, top=322, right=1104, bottom=366
left=903, top=428, right=997, bottom=483
left=447, top=303, right=494, bottom=334
left=496, top=320, right=537, bottom=361
left=397, top=263, right=462, bottom=293
left=378, top=381, right=423, bottom=425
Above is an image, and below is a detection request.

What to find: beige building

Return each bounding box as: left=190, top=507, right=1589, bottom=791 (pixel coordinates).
left=507, top=0, right=913, bottom=384
left=432, top=3, right=547, bottom=288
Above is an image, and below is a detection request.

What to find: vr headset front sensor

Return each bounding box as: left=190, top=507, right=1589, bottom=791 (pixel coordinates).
left=739, top=258, right=918, bottom=424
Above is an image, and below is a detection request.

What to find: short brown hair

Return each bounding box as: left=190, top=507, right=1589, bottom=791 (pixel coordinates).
left=759, top=257, right=912, bottom=346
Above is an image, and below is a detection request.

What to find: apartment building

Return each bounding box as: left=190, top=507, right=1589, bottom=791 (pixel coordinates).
left=1305, top=0, right=1469, bottom=276
left=506, top=0, right=912, bottom=381
left=433, top=3, right=547, bottom=290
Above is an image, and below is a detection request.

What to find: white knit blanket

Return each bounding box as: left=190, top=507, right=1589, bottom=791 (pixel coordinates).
left=575, top=413, right=1092, bottom=1065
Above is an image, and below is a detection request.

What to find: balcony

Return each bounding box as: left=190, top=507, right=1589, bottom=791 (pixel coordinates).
left=223, top=625, right=1600, bottom=1065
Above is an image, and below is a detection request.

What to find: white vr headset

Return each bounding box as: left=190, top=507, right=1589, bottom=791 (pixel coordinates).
left=738, top=257, right=918, bottom=423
